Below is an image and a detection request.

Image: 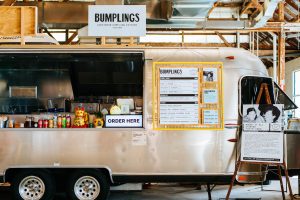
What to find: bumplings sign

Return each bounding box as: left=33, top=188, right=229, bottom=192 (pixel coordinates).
left=88, top=5, right=146, bottom=37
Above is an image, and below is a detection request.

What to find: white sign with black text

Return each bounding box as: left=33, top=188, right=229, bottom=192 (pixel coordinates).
left=159, top=68, right=199, bottom=125
left=132, top=131, right=147, bottom=146
left=203, top=89, right=218, bottom=104
left=105, top=115, right=143, bottom=128
left=88, top=5, right=146, bottom=37
left=241, top=131, right=283, bottom=163
left=203, top=110, right=219, bottom=124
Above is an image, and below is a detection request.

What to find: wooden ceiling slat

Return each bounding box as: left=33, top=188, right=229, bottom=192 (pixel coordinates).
left=1, top=0, right=16, bottom=6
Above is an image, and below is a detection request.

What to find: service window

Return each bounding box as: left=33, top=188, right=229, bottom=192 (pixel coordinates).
left=0, top=52, right=144, bottom=128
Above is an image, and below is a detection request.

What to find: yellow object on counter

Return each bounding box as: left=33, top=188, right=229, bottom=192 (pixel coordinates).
left=110, top=105, right=121, bottom=115
left=84, top=112, right=89, bottom=125
left=94, top=118, right=104, bottom=128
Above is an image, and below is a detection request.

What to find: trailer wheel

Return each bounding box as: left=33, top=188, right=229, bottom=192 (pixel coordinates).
left=11, top=170, right=55, bottom=200
left=67, top=170, right=110, bottom=200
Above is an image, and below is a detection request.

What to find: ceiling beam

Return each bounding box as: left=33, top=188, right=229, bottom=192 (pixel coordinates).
left=215, top=31, right=231, bottom=47
left=240, top=1, right=254, bottom=16
left=1, top=0, right=16, bottom=6
left=286, top=33, right=300, bottom=38
left=278, top=1, right=285, bottom=22
left=43, top=28, right=56, bottom=39
left=258, top=32, right=273, bottom=46
left=65, top=31, right=78, bottom=44
left=217, top=2, right=242, bottom=8
left=207, top=0, right=219, bottom=18
left=284, top=6, right=298, bottom=20
left=285, top=0, right=299, bottom=11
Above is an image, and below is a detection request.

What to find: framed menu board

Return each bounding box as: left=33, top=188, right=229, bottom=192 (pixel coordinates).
left=153, top=62, right=223, bottom=130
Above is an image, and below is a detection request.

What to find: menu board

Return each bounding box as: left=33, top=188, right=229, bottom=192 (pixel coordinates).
left=153, top=62, right=223, bottom=130
left=160, top=68, right=199, bottom=125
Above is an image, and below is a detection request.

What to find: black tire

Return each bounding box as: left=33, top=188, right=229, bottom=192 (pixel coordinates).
left=67, top=170, right=110, bottom=200
left=11, top=170, right=55, bottom=200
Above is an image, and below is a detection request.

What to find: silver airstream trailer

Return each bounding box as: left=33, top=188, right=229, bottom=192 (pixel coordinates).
left=0, top=47, right=296, bottom=200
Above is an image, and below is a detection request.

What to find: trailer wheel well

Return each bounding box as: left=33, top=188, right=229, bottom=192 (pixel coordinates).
left=5, top=168, right=113, bottom=185
left=5, top=168, right=51, bottom=183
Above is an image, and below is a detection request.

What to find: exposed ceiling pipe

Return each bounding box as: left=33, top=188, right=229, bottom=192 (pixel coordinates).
left=252, top=0, right=282, bottom=28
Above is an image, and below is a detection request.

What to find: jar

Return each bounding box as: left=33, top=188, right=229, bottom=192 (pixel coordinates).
left=8, top=120, right=14, bottom=128
left=14, top=122, right=20, bottom=128
left=48, top=119, right=54, bottom=128
left=43, top=119, right=48, bottom=128
left=24, top=116, right=32, bottom=128
left=38, top=119, right=43, bottom=128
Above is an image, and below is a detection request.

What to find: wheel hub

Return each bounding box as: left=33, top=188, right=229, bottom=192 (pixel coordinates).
left=19, top=176, right=45, bottom=200
left=74, top=176, right=100, bottom=200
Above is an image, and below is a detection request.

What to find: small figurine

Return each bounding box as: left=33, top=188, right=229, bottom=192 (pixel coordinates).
left=72, top=107, right=87, bottom=128
left=94, top=112, right=104, bottom=128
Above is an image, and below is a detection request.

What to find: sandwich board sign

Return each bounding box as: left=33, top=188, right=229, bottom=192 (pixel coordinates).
left=241, top=104, right=284, bottom=163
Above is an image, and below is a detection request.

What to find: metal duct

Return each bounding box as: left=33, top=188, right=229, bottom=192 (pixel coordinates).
left=125, top=0, right=172, bottom=20
left=171, top=0, right=217, bottom=20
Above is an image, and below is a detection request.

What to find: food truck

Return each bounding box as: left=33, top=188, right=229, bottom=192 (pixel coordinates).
left=0, top=46, right=297, bottom=200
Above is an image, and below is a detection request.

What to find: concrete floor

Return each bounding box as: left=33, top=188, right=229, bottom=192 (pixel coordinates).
left=110, top=177, right=299, bottom=200
left=0, top=177, right=299, bottom=200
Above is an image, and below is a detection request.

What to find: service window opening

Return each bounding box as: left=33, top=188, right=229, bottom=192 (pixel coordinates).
left=0, top=52, right=144, bottom=128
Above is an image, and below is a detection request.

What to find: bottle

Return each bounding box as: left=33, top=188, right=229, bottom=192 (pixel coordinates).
left=8, top=120, right=14, bottom=128
left=53, top=115, right=58, bottom=128
left=43, top=119, right=48, bottom=128
left=38, top=118, right=43, bottom=128
left=48, top=117, right=54, bottom=128
left=33, top=117, right=38, bottom=128
left=24, top=116, right=32, bottom=128
left=62, top=115, right=66, bottom=128
left=66, top=114, right=71, bottom=128
left=57, top=114, right=62, bottom=128
left=31, top=117, right=35, bottom=128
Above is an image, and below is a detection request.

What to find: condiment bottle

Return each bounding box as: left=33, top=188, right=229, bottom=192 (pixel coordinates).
left=57, top=114, right=62, bottom=128
left=33, top=117, right=38, bottom=128
left=53, top=115, right=58, bottom=128
left=24, top=116, right=32, bottom=128
left=48, top=117, right=54, bottom=128
left=31, top=117, right=35, bottom=128
left=43, top=118, right=48, bottom=128
left=66, top=114, right=71, bottom=128
left=8, top=120, right=14, bottom=128
left=38, top=118, right=43, bottom=128
left=62, top=115, right=66, bottom=128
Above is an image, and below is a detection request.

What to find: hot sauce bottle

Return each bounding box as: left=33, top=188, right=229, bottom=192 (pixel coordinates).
left=57, top=114, right=62, bottom=128
left=66, top=114, right=71, bottom=128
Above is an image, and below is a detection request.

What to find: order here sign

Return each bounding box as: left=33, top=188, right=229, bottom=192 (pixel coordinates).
left=105, top=115, right=143, bottom=128
left=88, top=5, right=146, bottom=37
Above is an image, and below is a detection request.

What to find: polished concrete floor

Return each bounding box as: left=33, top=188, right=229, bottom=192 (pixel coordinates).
left=0, top=177, right=299, bottom=200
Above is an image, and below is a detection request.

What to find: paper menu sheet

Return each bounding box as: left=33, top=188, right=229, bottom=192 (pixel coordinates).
left=241, top=131, right=283, bottom=163
left=159, top=68, right=199, bottom=125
